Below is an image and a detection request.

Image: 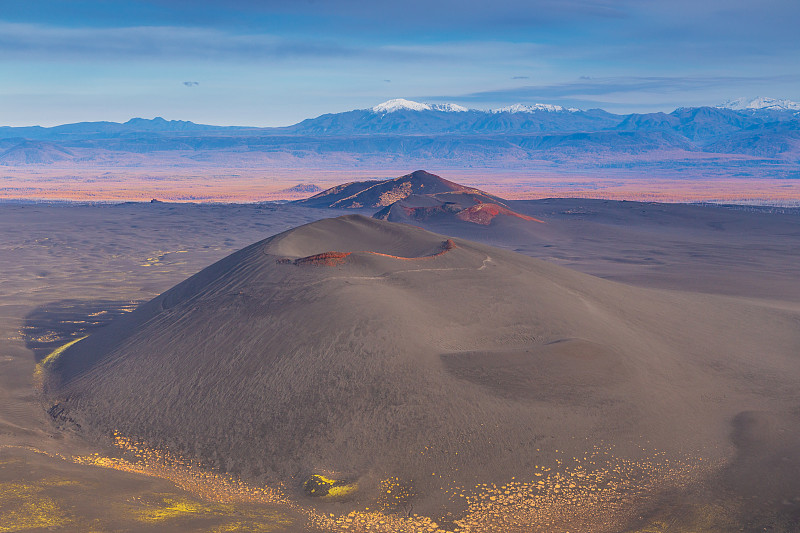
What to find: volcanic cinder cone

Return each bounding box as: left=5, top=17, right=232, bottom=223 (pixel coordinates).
left=44, top=215, right=800, bottom=516
left=295, top=169, right=471, bottom=209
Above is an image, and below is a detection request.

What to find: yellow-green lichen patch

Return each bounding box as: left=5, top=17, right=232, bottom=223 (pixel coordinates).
left=33, top=335, right=87, bottom=387
left=40, top=335, right=87, bottom=367
left=377, top=476, right=415, bottom=514
left=207, top=513, right=294, bottom=533
left=1, top=445, right=298, bottom=532
left=130, top=493, right=294, bottom=531
left=33, top=334, right=87, bottom=383
left=303, top=474, right=358, bottom=499
left=0, top=481, right=73, bottom=532
left=326, top=483, right=358, bottom=498
left=135, top=495, right=215, bottom=522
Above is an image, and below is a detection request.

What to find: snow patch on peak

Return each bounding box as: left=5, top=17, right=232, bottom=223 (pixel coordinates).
left=371, top=99, right=469, bottom=113
left=492, top=103, right=578, bottom=113
left=430, top=103, right=469, bottom=112
left=718, top=96, right=800, bottom=111
left=372, top=99, right=431, bottom=113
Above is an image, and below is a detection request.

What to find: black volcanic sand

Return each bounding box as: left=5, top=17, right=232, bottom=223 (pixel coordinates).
left=404, top=198, right=800, bottom=302
left=2, top=200, right=800, bottom=531
left=41, top=215, right=800, bottom=526
left=0, top=201, right=353, bottom=533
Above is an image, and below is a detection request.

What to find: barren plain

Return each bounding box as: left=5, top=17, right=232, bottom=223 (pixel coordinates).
left=2, top=196, right=800, bottom=532
left=3, top=166, right=800, bottom=206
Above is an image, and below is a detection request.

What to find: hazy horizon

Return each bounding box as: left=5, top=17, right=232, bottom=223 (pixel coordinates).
left=3, top=95, right=799, bottom=129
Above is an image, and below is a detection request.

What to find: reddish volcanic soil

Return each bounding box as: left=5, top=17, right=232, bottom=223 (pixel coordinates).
left=292, top=251, right=352, bottom=266
left=288, top=239, right=457, bottom=266
left=455, top=202, right=544, bottom=225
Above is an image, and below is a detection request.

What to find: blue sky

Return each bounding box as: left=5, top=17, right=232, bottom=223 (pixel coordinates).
left=1, top=0, right=798, bottom=126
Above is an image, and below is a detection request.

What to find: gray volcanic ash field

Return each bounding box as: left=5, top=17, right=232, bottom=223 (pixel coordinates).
left=42, top=214, right=800, bottom=528
left=2, top=194, right=800, bottom=532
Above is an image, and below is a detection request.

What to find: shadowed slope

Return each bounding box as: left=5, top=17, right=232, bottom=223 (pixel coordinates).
left=42, top=215, right=800, bottom=521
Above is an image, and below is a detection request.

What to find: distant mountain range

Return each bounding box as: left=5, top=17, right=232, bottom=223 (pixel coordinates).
left=1, top=97, right=798, bottom=174
left=3, top=96, right=797, bottom=139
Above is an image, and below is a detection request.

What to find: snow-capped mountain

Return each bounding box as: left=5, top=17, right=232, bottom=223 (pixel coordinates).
left=718, top=97, right=800, bottom=112
left=370, top=99, right=582, bottom=114
left=371, top=99, right=469, bottom=113
left=283, top=100, right=617, bottom=135
left=492, top=103, right=579, bottom=113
